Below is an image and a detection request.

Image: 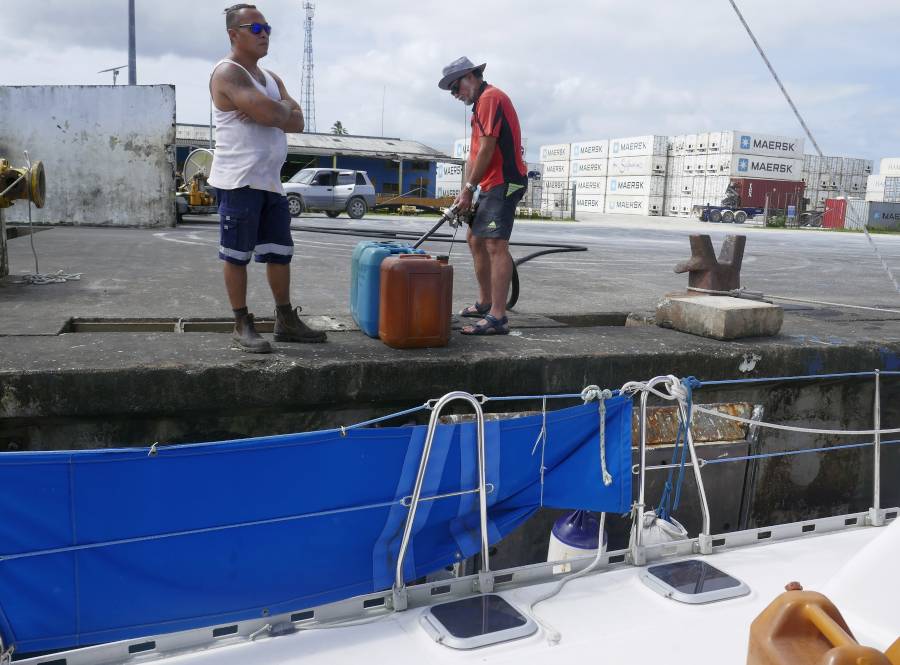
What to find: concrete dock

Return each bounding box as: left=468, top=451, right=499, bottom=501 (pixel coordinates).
left=2, top=210, right=899, bottom=441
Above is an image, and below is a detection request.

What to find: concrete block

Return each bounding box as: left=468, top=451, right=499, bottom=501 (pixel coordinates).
left=656, top=295, right=783, bottom=340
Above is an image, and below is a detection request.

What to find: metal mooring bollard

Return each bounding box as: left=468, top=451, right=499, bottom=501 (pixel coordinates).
left=674, top=234, right=746, bottom=291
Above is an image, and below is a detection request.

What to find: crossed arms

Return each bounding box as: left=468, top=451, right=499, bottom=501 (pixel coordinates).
left=211, top=63, right=304, bottom=133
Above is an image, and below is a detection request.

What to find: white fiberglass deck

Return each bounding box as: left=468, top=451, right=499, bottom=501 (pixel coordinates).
left=113, top=521, right=893, bottom=665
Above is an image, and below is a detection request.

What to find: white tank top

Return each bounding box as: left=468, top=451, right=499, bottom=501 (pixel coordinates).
left=207, top=58, right=289, bottom=194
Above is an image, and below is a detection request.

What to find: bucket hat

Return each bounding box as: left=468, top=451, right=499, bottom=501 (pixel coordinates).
left=438, top=56, right=487, bottom=90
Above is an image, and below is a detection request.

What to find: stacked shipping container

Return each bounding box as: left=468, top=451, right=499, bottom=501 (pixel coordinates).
left=802, top=154, right=873, bottom=208
left=864, top=158, right=900, bottom=203
left=570, top=139, right=608, bottom=214
left=605, top=135, right=666, bottom=215
left=538, top=143, right=572, bottom=214
left=535, top=131, right=878, bottom=218
left=664, top=130, right=806, bottom=215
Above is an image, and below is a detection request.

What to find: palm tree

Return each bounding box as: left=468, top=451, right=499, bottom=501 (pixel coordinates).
left=331, top=121, right=349, bottom=136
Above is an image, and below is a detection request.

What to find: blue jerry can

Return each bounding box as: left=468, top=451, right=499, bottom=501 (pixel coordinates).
left=351, top=241, right=422, bottom=337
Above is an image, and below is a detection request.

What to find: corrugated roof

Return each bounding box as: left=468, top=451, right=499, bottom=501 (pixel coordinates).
left=175, top=123, right=459, bottom=162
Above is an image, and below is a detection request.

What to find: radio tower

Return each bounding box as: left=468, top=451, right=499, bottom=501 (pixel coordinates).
left=300, top=2, right=317, bottom=133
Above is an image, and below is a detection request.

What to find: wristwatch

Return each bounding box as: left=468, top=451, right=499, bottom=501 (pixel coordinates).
left=464, top=182, right=477, bottom=193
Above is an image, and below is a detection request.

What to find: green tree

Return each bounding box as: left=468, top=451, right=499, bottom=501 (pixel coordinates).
left=331, top=121, right=349, bottom=135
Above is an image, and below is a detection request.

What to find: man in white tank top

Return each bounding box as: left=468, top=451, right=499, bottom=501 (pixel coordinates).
left=209, top=4, right=326, bottom=352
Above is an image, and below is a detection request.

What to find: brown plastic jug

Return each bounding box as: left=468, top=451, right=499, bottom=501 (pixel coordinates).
left=378, top=254, right=453, bottom=349
left=747, top=589, right=894, bottom=665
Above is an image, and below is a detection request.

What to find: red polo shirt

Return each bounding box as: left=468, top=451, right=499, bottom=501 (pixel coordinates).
left=469, top=84, right=527, bottom=192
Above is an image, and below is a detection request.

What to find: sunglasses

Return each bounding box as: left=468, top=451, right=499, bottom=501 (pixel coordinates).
left=238, top=22, right=272, bottom=35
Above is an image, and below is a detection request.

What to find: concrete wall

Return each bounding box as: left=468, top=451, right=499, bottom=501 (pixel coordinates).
left=0, top=85, right=176, bottom=227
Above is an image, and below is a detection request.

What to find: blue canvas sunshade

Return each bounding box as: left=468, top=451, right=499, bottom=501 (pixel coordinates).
left=0, top=398, right=632, bottom=654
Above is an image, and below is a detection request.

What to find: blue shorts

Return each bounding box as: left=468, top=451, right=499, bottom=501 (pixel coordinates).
left=217, top=187, right=294, bottom=266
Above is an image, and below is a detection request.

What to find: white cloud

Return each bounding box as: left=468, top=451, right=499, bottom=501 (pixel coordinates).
left=2, top=0, right=898, bottom=162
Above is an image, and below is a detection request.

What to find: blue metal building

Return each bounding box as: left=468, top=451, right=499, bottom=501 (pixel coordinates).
left=176, top=124, right=459, bottom=198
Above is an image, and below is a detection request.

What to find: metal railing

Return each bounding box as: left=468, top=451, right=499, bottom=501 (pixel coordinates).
left=391, top=391, right=492, bottom=610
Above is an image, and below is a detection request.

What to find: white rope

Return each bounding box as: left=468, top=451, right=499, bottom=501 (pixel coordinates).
left=18, top=269, right=82, bottom=285
left=528, top=512, right=607, bottom=645
left=688, top=287, right=900, bottom=316
left=691, top=404, right=900, bottom=436
left=530, top=396, right=548, bottom=506
left=727, top=0, right=900, bottom=295
left=581, top=386, right=614, bottom=485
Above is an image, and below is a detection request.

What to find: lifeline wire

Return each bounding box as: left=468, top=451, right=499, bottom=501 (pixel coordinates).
left=688, top=286, right=900, bottom=316
left=727, top=0, right=900, bottom=295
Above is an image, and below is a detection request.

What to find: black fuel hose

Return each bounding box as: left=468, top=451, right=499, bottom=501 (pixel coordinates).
left=291, top=223, right=587, bottom=309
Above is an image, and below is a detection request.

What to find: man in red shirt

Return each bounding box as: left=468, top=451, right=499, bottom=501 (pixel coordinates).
left=439, top=57, right=528, bottom=335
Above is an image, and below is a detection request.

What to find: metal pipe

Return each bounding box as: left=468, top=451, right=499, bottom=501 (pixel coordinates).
left=631, top=376, right=670, bottom=565
left=128, top=0, right=137, bottom=85
left=680, top=398, right=712, bottom=552
left=393, top=391, right=489, bottom=601
left=871, top=370, right=883, bottom=526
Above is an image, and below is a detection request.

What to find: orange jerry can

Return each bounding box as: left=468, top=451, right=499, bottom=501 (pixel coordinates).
left=378, top=254, right=453, bottom=349
left=747, top=589, right=895, bottom=665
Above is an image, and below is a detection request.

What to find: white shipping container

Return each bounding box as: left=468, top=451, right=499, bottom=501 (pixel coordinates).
left=540, top=177, right=569, bottom=194
left=665, top=196, right=680, bottom=215
left=453, top=138, right=470, bottom=160
left=669, top=155, right=685, bottom=175
left=683, top=155, right=701, bottom=174
left=702, top=175, right=730, bottom=204
left=720, top=131, right=804, bottom=159
left=542, top=161, right=571, bottom=178
left=867, top=175, right=887, bottom=192
left=865, top=190, right=885, bottom=203
left=570, top=158, right=609, bottom=177
left=818, top=173, right=837, bottom=190
left=609, top=135, right=667, bottom=158
left=864, top=160, right=874, bottom=174
left=697, top=132, right=709, bottom=153
left=881, top=157, right=900, bottom=176
left=608, top=155, right=667, bottom=176
left=436, top=184, right=461, bottom=198
left=680, top=177, right=693, bottom=195
left=539, top=143, right=570, bottom=162
left=721, top=154, right=803, bottom=181
left=606, top=175, right=665, bottom=197
left=570, top=139, right=609, bottom=160
left=708, top=131, right=722, bottom=152
left=572, top=176, right=607, bottom=194
left=605, top=195, right=664, bottom=215
left=666, top=175, right=681, bottom=196
left=851, top=175, right=865, bottom=192
left=574, top=194, right=606, bottom=213
left=672, top=135, right=686, bottom=154
left=435, top=162, right=464, bottom=181
left=684, top=134, right=697, bottom=152
left=703, top=153, right=720, bottom=172
left=691, top=175, right=706, bottom=197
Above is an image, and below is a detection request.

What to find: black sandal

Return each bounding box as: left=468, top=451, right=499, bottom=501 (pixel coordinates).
left=459, top=302, right=492, bottom=318
left=461, top=314, right=509, bottom=336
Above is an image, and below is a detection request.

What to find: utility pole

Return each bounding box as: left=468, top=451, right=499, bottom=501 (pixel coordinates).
left=128, top=0, right=137, bottom=85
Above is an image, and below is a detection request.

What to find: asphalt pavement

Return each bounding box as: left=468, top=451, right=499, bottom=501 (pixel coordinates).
left=3, top=212, right=900, bottom=337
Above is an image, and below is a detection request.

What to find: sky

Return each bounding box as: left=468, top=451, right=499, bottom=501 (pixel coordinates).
left=3, top=0, right=899, bottom=164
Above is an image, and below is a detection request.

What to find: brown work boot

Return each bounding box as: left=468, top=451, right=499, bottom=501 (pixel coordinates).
left=274, top=305, right=327, bottom=343
left=232, top=310, right=272, bottom=353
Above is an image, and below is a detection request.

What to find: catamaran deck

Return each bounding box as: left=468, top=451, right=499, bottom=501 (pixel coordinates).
left=26, top=517, right=893, bottom=665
